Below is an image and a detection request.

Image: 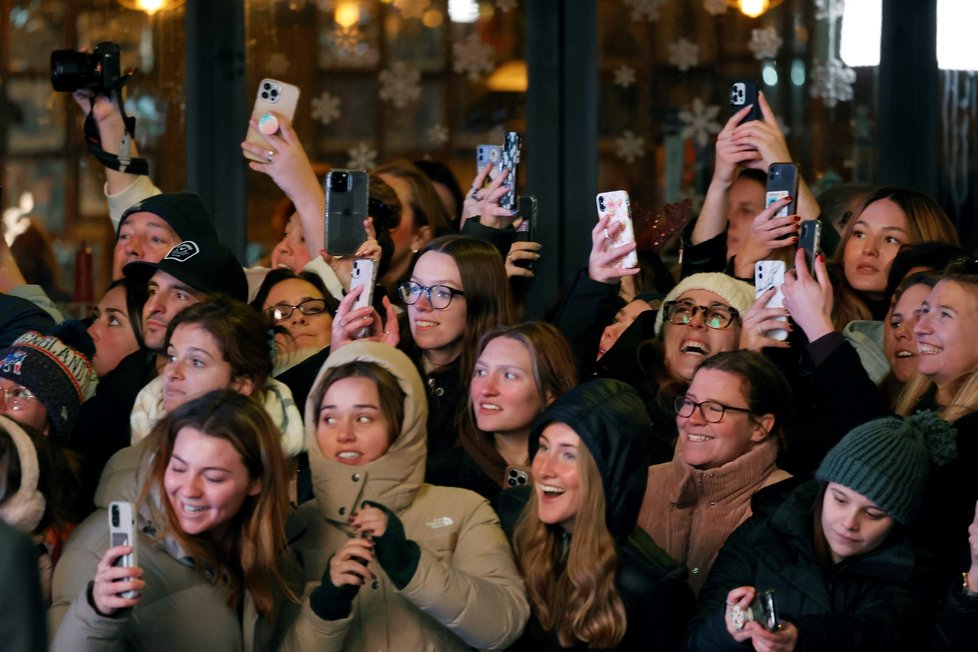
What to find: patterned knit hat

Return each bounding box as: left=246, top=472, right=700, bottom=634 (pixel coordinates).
left=653, top=273, right=755, bottom=336
left=815, top=411, right=957, bottom=525
left=0, top=325, right=97, bottom=442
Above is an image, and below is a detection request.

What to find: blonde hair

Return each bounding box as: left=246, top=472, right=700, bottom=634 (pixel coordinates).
left=512, top=445, right=627, bottom=648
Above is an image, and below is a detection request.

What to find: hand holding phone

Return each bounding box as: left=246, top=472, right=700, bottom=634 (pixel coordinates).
left=108, top=501, right=140, bottom=600
left=730, top=589, right=780, bottom=633
left=755, top=261, right=789, bottom=341
left=244, top=79, right=300, bottom=162
left=596, top=190, right=638, bottom=269
left=798, top=219, right=822, bottom=273
left=349, top=258, right=378, bottom=338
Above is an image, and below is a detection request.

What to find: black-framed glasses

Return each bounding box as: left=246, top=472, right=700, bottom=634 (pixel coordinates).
left=674, top=397, right=753, bottom=423
left=398, top=281, right=466, bottom=309
left=267, top=298, right=329, bottom=322
left=662, top=301, right=740, bottom=330
left=0, top=385, right=36, bottom=411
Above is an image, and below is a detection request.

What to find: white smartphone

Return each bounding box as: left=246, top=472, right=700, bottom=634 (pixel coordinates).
left=349, top=257, right=378, bottom=339
left=244, top=78, right=300, bottom=162
left=596, top=190, right=638, bottom=268
left=754, top=260, right=789, bottom=341
left=108, top=501, right=139, bottom=598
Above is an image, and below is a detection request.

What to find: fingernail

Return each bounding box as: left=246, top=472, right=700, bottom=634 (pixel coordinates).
left=794, top=215, right=801, bottom=222
left=792, top=237, right=798, bottom=242
left=786, top=196, right=793, bottom=202
left=817, top=253, right=825, bottom=262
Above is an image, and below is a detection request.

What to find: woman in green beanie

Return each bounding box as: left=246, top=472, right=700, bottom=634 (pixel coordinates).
left=687, top=412, right=955, bottom=652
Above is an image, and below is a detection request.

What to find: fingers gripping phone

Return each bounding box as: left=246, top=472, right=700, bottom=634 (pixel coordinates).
left=596, top=190, right=638, bottom=269
left=730, top=80, right=762, bottom=124
left=108, top=501, right=139, bottom=598
left=765, top=163, right=799, bottom=219
left=244, top=78, right=300, bottom=162
left=325, top=170, right=369, bottom=256
left=755, top=260, right=789, bottom=341
left=513, top=196, right=538, bottom=270
left=798, top=219, right=823, bottom=273
left=349, top=257, right=378, bottom=339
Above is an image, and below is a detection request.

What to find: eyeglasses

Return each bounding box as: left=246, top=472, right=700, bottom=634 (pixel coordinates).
left=398, top=281, right=466, bottom=309
left=266, top=298, right=329, bottom=322
left=0, top=385, right=36, bottom=411
left=662, top=301, right=739, bottom=330
left=369, top=196, right=399, bottom=231
left=674, top=397, right=753, bottom=423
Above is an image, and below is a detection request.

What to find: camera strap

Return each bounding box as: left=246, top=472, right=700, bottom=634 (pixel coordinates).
left=82, top=88, right=149, bottom=176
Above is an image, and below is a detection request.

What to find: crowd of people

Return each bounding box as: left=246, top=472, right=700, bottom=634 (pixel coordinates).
left=0, top=84, right=976, bottom=651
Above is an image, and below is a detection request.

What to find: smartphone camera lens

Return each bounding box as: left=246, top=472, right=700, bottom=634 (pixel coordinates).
left=261, top=91, right=269, bottom=99
left=263, top=82, right=271, bottom=90
left=598, top=196, right=606, bottom=210
left=111, top=506, right=119, bottom=527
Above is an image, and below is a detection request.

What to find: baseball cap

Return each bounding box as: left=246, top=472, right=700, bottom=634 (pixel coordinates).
left=123, top=239, right=248, bottom=302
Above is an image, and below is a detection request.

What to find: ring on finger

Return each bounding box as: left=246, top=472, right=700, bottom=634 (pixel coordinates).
left=470, top=187, right=480, bottom=199
left=266, top=149, right=275, bottom=162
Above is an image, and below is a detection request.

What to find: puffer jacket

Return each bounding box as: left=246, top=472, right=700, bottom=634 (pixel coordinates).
left=499, top=378, right=695, bottom=651
left=279, top=341, right=529, bottom=651
left=687, top=479, right=927, bottom=651
left=48, top=466, right=279, bottom=651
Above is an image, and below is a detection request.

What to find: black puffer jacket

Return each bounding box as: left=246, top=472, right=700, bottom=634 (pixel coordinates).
left=688, top=480, right=927, bottom=651
left=498, top=379, right=694, bottom=651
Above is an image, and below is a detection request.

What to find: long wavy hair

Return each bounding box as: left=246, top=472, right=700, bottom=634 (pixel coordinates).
left=512, top=444, right=627, bottom=648
left=829, top=186, right=958, bottom=329
left=896, top=259, right=978, bottom=422
left=137, top=390, right=294, bottom=617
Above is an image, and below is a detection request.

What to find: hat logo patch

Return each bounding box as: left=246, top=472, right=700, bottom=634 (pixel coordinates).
left=0, top=350, right=27, bottom=375
left=165, top=241, right=200, bottom=262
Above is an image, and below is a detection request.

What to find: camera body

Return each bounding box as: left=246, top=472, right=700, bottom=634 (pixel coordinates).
left=51, top=41, right=124, bottom=94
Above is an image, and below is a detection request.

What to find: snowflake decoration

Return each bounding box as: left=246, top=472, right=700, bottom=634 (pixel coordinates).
left=615, top=130, right=645, bottom=163
left=703, top=0, right=728, bottom=16
left=748, top=27, right=783, bottom=60
left=331, top=24, right=364, bottom=54
left=347, top=141, right=378, bottom=169
left=810, top=58, right=856, bottom=108
left=678, top=98, right=722, bottom=148
left=669, top=38, right=700, bottom=72
left=379, top=62, right=422, bottom=108
left=394, top=0, right=429, bottom=20
left=495, top=0, right=517, bottom=12
left=614, top=65, right=636, bottom=88
left=427, top=123, right=449, bottom=146
left=266, top=53, right=290, bottom=76
left=623, top=0, right=666, bottom=22
left=311, top=91, right=341, bottom=126
left=452, top=33, right=495, bottom=81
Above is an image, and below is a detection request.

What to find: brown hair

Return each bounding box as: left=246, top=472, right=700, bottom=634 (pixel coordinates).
left=372, top=160, right=453, bottom=239
left=310, top=361, right=406, bottom=447
left=512, top=444, right=627, bottom=648
left=137, top=390, right=293, bottom=616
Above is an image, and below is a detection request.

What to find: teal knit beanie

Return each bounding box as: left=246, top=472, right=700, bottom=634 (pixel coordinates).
left=815, top=411, right=957, bottom=525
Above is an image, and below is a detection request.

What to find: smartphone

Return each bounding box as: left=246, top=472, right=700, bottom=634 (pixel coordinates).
left=324, top=169, right=369, bottom=256
left=505, top=465, right=530, bottom=487
left=498, top=131, right=522, bottom=210
left=798, top=219, right=822, bottom=273
left=730, top=80, right=762, bottom=124
left=765, top=162, right=799, bottom=219
left=730, top=589, right=780, bottom=633
left=108, top=501, right=139, bottom=599
left=512, top=196, right=538, bottom=271
left=244, top=78, right=300, bottom=162
left=349, top=257, right=378, bottom=338
left=596, top=190, right=638, bottom=269
left=755, top=261, right=789, bottom=341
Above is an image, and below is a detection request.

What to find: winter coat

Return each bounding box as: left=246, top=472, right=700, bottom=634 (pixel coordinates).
left=129, top=375, right=305, bottom=457
left=279, top=342, right=530, bottom=651
left=688, top=480, right=927, bottom=651
left=638, top=436, right=793, bottom=594
left=499, top=378, right=695, bottom=651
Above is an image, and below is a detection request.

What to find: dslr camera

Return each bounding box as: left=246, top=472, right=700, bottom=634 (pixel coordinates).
left=51, top=41, right=125, bottom=94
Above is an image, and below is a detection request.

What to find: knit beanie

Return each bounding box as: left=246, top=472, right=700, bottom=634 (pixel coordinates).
left=0, top=324, right=98, bottom=442
left=116, top=192, right=219, bottom=242
left=815, top=411, right=958, bottom=525
left=653, top=273, right=756, bottom=336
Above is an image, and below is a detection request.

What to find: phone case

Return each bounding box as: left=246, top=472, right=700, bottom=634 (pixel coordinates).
left=108, top=501, right=139, bottom=598
left=476, top=144, right=502, bottom=180
left=244, top=78, right=300, bottom=162
left=596, top=190, right=638, bottom=268
left=505, top=465, right=531, bottom=487
left=324, top=169, right=369, bottom=256
left=755, top=260, right=789, bottom=341
left=765, top=162, right=799, bottom=219
left=350, top=257, right=378, bottom=311
left=730, top=80, right=762, bottom=124
left=498, top=131, right=522, bottom=210
left=798, top=219, right=822, bottom=272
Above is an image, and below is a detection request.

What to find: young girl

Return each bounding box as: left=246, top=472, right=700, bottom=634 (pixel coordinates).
left=501, top=378, right=695, bottom=650
left=50, top=390, right=293, bottom=650
left=280, top=341, right=528, bottom=650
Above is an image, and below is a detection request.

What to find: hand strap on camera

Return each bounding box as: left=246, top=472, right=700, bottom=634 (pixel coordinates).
left=82, top=81, right=149, bottom=176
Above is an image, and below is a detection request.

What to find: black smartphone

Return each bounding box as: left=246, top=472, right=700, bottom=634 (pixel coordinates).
left=730, top=80, right=762, bottom=124
left=499, top=131, right=522, bottom=211
left=324, top=169, right=369, bottom=256
left=765, top=162, right=799, bottom=218
left=798, top=219, right=823, bottom=272
left=513, top=196, right=538, bottom=270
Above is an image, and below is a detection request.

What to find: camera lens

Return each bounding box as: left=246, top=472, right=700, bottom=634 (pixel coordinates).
left=111, top=506, right=120, bottom=527
left=263, top=82, right=271, bottom=90
left=261, top=91, right=269, bottom=99
left=50, top=49, right=96, bottom=93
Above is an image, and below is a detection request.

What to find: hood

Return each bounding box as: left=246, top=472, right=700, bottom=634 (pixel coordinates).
left=304, top=342, right=428, bottom=520
left=530, top=379, right=651, bottom=541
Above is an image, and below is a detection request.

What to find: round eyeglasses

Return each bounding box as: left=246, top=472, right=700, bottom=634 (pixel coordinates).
left=674, top=397, right=753, bottom=423
left=0, top=385, right=36, bottom=411
left=662, top=301, right=740, bottom=330
left=267, top=298, right=328, bottom=322
left=398, top=281, right=466, bottom=310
